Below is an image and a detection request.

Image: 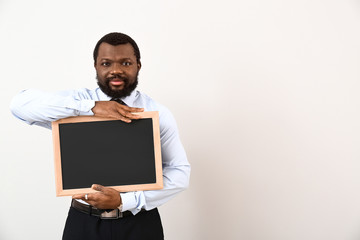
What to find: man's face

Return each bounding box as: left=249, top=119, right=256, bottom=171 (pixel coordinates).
left=95, top=42, right=141, bottom=98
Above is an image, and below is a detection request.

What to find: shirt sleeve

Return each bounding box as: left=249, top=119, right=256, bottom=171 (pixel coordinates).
left=10, top=88, right=95, bottom=129
left=10, top=88, right=190, bottom=214
left=120, top=108, right=191, bottom=215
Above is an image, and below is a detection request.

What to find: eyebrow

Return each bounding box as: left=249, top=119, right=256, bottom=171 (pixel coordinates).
left=99, top=57, right=133, bottom=61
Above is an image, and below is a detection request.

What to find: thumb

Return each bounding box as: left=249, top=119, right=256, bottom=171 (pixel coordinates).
left=92, top=184, right=105, bottom=192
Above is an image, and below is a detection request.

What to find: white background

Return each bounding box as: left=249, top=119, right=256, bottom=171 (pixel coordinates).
left=1, top=0, right=360, bottom=239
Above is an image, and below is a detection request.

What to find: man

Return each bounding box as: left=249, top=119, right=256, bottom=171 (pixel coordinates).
left=10, top=32, right=190, bottom=240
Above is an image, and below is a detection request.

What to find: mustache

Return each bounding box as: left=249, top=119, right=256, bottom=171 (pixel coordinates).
left=106, top=74, right=128, bottom=82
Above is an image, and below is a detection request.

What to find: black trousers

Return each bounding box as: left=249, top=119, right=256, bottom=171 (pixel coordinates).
left=62, top=207, right=164, bottom=240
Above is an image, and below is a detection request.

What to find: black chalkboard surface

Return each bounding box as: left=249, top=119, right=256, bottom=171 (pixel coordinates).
left=52, top=112, right=163, bottom=196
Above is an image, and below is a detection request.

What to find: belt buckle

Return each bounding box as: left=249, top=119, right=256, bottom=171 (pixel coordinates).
left=100, top=209, right=123, bottom=219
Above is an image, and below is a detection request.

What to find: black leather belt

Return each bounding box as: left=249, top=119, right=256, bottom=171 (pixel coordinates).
left=71, top=199, right=133, bottom=219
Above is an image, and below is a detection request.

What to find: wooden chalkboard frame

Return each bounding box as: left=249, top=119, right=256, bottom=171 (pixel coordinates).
left=51, top=112, right=163, bottom=197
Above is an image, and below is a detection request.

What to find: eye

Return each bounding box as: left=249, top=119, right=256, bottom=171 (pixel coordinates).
left=101, top=62, right=111, bottom=67
left=122, top=62, right=132, bottom=66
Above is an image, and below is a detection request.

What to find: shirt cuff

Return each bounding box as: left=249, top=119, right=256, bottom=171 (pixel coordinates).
left=120, top=192, right=146, bottom=215
left=77, top=100, right=95, bottom=115
left=120, top=192, right=138, bottom=212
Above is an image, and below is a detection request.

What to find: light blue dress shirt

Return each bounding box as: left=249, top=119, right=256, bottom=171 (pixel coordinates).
left=10, top=88, right=190, bottom=215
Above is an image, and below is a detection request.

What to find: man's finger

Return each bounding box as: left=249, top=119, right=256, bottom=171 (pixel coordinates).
left=116, top=105, right=142, bottom=115
left=116, top=104, right=144, bottom=113
left=72, top=193, right=92, bottom=202
left=92, top=184, right=105, bottom=192
left=118, top=110, right=142, bottom=120
left=72, top=194, right=85, bottom=199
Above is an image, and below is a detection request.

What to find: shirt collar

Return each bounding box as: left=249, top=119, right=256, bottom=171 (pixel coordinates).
left=97, top=88, right=138, bottom=107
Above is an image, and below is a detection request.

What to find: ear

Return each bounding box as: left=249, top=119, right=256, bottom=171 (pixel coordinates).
left=137, top=60, right=142, bottom=71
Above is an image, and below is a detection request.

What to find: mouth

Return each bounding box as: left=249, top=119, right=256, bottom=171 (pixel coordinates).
left=109, top=78, right=124, bottom=86
left=108, top=77, right=126, bottom=88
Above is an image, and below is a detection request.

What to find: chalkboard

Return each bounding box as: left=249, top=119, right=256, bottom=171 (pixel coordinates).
left=51, top=112, right=163, bottom=196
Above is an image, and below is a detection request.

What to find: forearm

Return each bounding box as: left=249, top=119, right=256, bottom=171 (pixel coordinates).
left=144, top=163, right=190, bottom=209
left=121, top=127, right=191, bottom=214
left=121, top=163, right=190, bottom=214
left=10, top=89, right=95, bottom=128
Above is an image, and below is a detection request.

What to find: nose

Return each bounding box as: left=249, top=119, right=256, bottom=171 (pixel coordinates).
left=110, top=63, right=124, bottom=75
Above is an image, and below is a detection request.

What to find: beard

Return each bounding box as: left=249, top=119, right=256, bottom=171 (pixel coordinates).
left=96, top=73, right=138, bottom=98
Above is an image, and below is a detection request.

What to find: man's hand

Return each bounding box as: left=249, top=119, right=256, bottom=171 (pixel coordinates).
left=72, top=184, right=122, bottom=210
left=92, top=101, right=144, bottom=123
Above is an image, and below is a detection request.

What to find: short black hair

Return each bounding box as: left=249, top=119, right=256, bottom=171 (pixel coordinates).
left=93, top=32, right=141, bottom=63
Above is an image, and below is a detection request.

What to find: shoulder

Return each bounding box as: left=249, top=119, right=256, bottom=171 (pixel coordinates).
left=135, top=91, right=173, bottom=118
left=15, top=88, right=99, bottom=99
left=55, top=88, right=101, bottom=100
left=135, top=91, right=178, bottom=133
